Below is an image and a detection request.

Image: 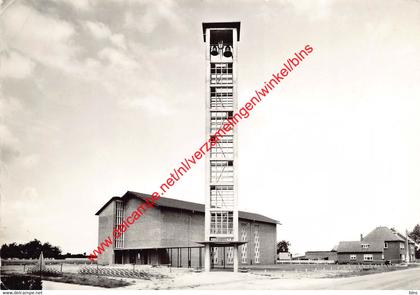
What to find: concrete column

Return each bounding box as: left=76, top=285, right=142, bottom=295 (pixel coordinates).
left=233, top=245, right=238, bottom=272
left=204, top=244, right=211, bottom=272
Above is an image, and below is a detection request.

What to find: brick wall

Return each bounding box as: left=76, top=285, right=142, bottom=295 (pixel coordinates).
left=97, top=202, right=114, bottom=265
left=160, top=207, right=204, bottom=248
left=123, top=198, right=162, bottom=249
left=384, top=241, right=402, bottom=263
left=236, top=221, right=276, bottom=265
left=385, top=241, right=416, bottom=263
left=338, top=252, right=383, bottom=264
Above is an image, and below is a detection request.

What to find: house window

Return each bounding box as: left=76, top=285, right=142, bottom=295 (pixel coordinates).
left=384, top=242, right=388, bottom=249
left=400, top=254, right=405, bottom=261
left=382, top=254, right=385, bottom=260
left=400, top=243, right=405, bottom=250
left=361, top=244, right=369, bottom=249
left=363, top=254, right=373, bottom=261
left=350, top=255, right=357, bottom=261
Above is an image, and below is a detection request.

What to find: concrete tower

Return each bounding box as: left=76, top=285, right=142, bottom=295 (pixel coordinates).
left=202, top=22, right=242, bottom=272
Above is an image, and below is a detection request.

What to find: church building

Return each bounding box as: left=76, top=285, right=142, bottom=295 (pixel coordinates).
left=95, top=191, right=279, bottom=269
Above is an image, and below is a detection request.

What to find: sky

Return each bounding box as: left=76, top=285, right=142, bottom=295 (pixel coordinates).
left=1, top=0, right=420, bottom=256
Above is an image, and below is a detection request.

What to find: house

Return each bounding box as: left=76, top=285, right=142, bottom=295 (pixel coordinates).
left=337, top=226, right=416, bottom=264
left=95, top=191, right=279, bottom=267
left=304, top=250, right=337, bottom=261
left=277, top=252, right=292, bottom=260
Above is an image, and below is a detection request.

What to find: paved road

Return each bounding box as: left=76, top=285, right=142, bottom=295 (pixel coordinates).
left=304, top=267, right=420, bottom=290
left=194, top=267, right=420, bottom=290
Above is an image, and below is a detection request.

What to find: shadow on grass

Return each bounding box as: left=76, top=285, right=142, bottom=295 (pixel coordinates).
left=41, top=274, right=132, bottom=288
left=1, top=272, right=132, bottom=289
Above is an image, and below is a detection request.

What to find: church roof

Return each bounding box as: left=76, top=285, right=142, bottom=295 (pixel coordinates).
left=95, top=190, right=280, bottom=225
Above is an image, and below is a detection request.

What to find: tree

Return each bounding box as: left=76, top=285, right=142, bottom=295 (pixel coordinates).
left=0, top=239, right=62, bottom=259
left=22, top=239, right=43, bottom=258
left=42, top=242, right=61, bottom=258
left=408, top=224, right=420, bottom=259
left=277, top=240, right=290, bottom=253
left=1, top=242, right=22, bottom=259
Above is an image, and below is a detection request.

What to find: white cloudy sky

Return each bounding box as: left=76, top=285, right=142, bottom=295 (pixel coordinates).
left=1, top=0, right=419, bottom=256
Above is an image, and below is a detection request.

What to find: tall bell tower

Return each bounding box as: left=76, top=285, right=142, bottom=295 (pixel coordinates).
left=202, top=22, right=241, bottom=272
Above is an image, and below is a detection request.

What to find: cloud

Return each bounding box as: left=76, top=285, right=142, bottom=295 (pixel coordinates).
left=20, top=154, right=40, bottom=168
left=51, top=0, right=93, bottom=11
left=0, top=50, right=35, bottom=79
left=119, top=96, right=174, bottom=116
left=97, top=47, right=138, bottom=70
left=288, top=0, right=331, bottom=20
left=0, top=89, right=25, bottom=173
left=110, top=34, right=127, bottom=50
left=0, top=93, right=23, bottom=116
left=85, top=21, right=127, bottom=50
left=85, top=21, right=112, bottom=39
left=1, top=3, right=78, bottom=72
left=0, top=124, right=20, bottom=167
left=124, top=0, right=187, bottom=34
left=22, top=186, right=39, bottom=199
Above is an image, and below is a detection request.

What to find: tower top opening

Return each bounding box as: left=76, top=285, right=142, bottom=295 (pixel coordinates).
left=202, top=22, right=241, bottom=42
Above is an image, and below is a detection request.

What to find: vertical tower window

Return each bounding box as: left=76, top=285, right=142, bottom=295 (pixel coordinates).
left=210, top=111, right=234, bottom=134
left=210, top=63, right=233, bottom=84
left=227, top=247, right=234, bottom=264
left=115, top=200, right=124, bottom=248
left=210, top=185, right=234, bottom=209
left=241, top=224, right=248, bottom=264
left=254, top=225, right=260, bottom=263
left=210, top=135, right=234, bottom=159
left=210, top=160, right=234, bottom=184
left=210, top=211, right=233, bottom=234
left=210, top=87, right=233, bottom=109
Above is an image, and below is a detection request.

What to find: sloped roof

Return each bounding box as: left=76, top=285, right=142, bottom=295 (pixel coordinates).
left=392, top=230, right=416, bottom=245
left=363, top=226, right=404, bottom=243
left=337, top=241, right=383, bottom=253
left=95, top=191, right=280, bottom=225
